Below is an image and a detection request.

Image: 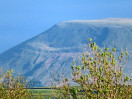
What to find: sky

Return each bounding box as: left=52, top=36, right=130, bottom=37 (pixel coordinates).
left=0, top=0, right=132, bottom=53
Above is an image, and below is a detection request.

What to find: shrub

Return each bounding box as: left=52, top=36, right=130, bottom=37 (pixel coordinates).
left=0, top=69, right=33, bottom=99
left=55, top=38, right=132, bottom=99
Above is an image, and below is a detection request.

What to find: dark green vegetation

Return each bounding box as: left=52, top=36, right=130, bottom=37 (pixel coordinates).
left=0, top=18, right=132, bottom=86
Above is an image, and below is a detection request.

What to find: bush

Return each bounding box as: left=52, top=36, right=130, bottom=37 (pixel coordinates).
left=55, top=38, right=132, bottom=99
left=0, top=69, right=33, bottom=99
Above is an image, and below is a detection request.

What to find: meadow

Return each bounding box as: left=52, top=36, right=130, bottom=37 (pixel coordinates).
left=29, top=88, right=56, bottom=99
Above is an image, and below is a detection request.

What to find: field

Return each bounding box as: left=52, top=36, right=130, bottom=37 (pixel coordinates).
left=28, top=86, right=84, bottom=99
left=28, top=85, right=92, bottom=99
left=29, top=88, right=57, bottom=98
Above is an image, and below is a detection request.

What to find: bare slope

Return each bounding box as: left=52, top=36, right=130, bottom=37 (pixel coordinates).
left=0, top=18, right=132, bottom=86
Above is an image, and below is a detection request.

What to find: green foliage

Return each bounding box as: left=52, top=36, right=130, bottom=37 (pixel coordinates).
left=55, top=38, right=132, bottom=99
left=0, top=69, right=33, bottom=99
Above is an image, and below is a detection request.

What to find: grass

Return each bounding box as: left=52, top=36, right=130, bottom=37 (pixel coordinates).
left=28, top=86, right=85, bottom=99
left=29, top=88, right=57, bottom=98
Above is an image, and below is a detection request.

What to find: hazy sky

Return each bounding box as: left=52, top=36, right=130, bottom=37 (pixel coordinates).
left=0, top=0, right=132, bottom=53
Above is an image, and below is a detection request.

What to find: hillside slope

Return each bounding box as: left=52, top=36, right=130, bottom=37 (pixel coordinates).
left=0, top=18, right=132, bottom=86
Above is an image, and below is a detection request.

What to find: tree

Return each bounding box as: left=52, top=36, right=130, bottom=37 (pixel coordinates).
left=55, top=38, right=132, bottom=99
left=0, top=69, right=33, bottom=98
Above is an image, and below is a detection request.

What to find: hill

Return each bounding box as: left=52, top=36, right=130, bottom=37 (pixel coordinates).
left=0, top=18, right=132, bottom=86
